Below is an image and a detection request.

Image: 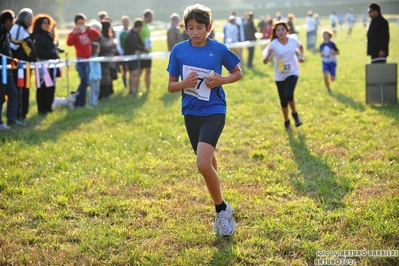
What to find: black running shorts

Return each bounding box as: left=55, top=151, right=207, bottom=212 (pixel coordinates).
left=184, top=114, right=225, bottom=153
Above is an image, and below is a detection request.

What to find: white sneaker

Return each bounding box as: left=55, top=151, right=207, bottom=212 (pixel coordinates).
left=0, top=124, right=10, bottom=131
left=213, top=201, right=236, bottom=237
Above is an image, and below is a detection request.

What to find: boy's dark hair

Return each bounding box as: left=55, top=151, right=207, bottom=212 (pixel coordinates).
left=91, top=41, right=100, bottom=55
left=183, top=4, right=212, bottom=30
left=74, top=13, right=87, bottom=24
left=0, top=9, right=14, bottom=24
left=143, top=9, right=154, bottom=18
left=133, top=18, right=143, bottom=28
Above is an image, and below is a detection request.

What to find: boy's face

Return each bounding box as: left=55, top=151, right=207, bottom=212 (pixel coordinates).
left=75, top=19, right=85, bottom=26
left=185, top=19, right=211, bottom=47
left=122, top=18, right=129, bottom=29
left=323, top=32, right=331, bottom=41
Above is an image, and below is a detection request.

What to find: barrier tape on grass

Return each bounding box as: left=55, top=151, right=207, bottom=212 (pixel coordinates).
left=0, top=38, right=271, bottom=69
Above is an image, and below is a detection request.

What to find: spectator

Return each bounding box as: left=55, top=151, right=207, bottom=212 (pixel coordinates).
left=89, top=42, right=101, bottom=105
left=138, top=9, right=154, bottom=91
left=10, top=8, right=36, bottom=123
left=286, top=13, right=297, bottom=35
left=367, top=2, right=389, bottom=63
left=223, top=15, right=240, bottom=61
left=231, top=11, right=244, bottom=63
left=66, top=13, right=101, bottom=107
left=99, top=18, right=118, bottom=99
left=258, top=15, right=266, bottom=33
left=261, top=17, right=273, bottom=40
left=31, top=13, right=60, bottom=115
left=0, top=9, right=18, bottom=130
left=116, top=15, right=130, bottom=88
left=244, top=11, right=257, bottom=68
left=305, top=10, right=317, bottom=50
left=167, top=13, right=183, bottom=51
left=124, top=18, right=147, bottom=95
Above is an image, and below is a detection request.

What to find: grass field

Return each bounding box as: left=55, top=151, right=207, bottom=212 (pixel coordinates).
left=1, top=20, right=399, bottom=265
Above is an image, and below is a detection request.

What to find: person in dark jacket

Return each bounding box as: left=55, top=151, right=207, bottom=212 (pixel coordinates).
left=243, top=11, right=257, bottom=68
left=99, top=18, right=117, bottom=99
left=32, top=14, right=60, bottom=115
left=10, top=8, right=36, bottom=122
left=0, top=9, right=19, bottom=130
left=124, top=18, right=147, bottom=95
left=367, top=2, right=389, bottom=63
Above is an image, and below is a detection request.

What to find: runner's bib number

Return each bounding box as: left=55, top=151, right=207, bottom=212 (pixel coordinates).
left=277, top=59, right=295, bottom=72
left=182, top=65, right=214, bottom=101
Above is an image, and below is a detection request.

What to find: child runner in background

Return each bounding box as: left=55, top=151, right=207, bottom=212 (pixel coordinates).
left=320, top=30, right=339, bottom=94
left=262, top=21, right=304, bottom=131
left=166, top=3, right=242, bottom=237
left=89, top=42, right=101, bottom=106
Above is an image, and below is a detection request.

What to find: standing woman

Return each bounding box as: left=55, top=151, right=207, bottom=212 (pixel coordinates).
left=262, top=21, right=304, bottom=130
left=99, top=18, right=117, bottom=100
left=31, top=14, right=60, bottom=115
left=10, top=8, right=36, bottom=123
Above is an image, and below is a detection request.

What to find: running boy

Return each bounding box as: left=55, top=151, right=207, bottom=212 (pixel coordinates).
left=320, top=30, right=339, bottom=94
left=166, top=3, right=242, bottom=237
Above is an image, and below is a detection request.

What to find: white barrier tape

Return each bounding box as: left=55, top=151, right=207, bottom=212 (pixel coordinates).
left=0, top=52, right=171, bottom=69
left=0, top=38, right=272, bottom=69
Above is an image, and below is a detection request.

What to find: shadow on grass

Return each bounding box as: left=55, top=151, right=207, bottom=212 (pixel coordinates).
left=0, top=87, right=150, bottom=145
left=287, top=132, right=352, bottom=210
left=209, top=236, right=236, bottom=265
left=159, top=89, right=180, bottom=107
left=371, top=104, right=399, bottom=123
left=330, top=91, right=365, bottom=111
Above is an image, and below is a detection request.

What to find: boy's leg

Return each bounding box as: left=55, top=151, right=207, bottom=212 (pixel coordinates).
left=75, top=62, right=90, bottom=107
left=324, top=71, right=330, bottom=90
left=197, top=142, right=223, bottom=204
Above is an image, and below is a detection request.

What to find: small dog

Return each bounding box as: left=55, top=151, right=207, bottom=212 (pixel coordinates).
left=52, top=91, right=79, bottom=110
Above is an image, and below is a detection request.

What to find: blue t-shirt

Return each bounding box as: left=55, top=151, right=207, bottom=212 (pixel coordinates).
left=167, top=38, right=240, bottom=116
left=320, top=41, right=339, bottom=63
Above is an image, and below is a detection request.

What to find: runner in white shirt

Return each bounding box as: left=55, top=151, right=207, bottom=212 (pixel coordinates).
left=346, top=8, right=356, bottom=36
left=262, top=21, right=304, bottom=130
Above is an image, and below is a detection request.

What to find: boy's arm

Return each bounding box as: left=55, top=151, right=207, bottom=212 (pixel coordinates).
left=203, top=65, right=243, bottom=89
left=168, top=72, right=198, bottom=93
left=66, top=31, right=76, bottom=46
left=331, top=42, right=339, bottom=55
left=87, top=27, right=101, bottom=40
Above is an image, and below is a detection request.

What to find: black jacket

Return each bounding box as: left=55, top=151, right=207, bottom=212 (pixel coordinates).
left=32, top=30, right=59, bottom=60
left=124, top=29, right=146, bottom=55
left=244, top=18, right=257, bottom=41
left=0, top=24, right=12, bottom=57
left=367, top=14, right=389, bottom=56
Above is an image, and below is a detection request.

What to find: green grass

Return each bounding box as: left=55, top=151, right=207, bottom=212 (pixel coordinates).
left=1, top=21, right=399, bottom=265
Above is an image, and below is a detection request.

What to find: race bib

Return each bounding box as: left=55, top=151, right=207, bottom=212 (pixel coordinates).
left=277, top=59, right=295, bottom=72
left=182, top=64, right=214, bottom=101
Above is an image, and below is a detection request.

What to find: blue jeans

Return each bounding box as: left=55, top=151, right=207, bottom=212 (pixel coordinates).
left=75, top=61, right=90, bottom=107
left=0, top=70, right=18, bottom=125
